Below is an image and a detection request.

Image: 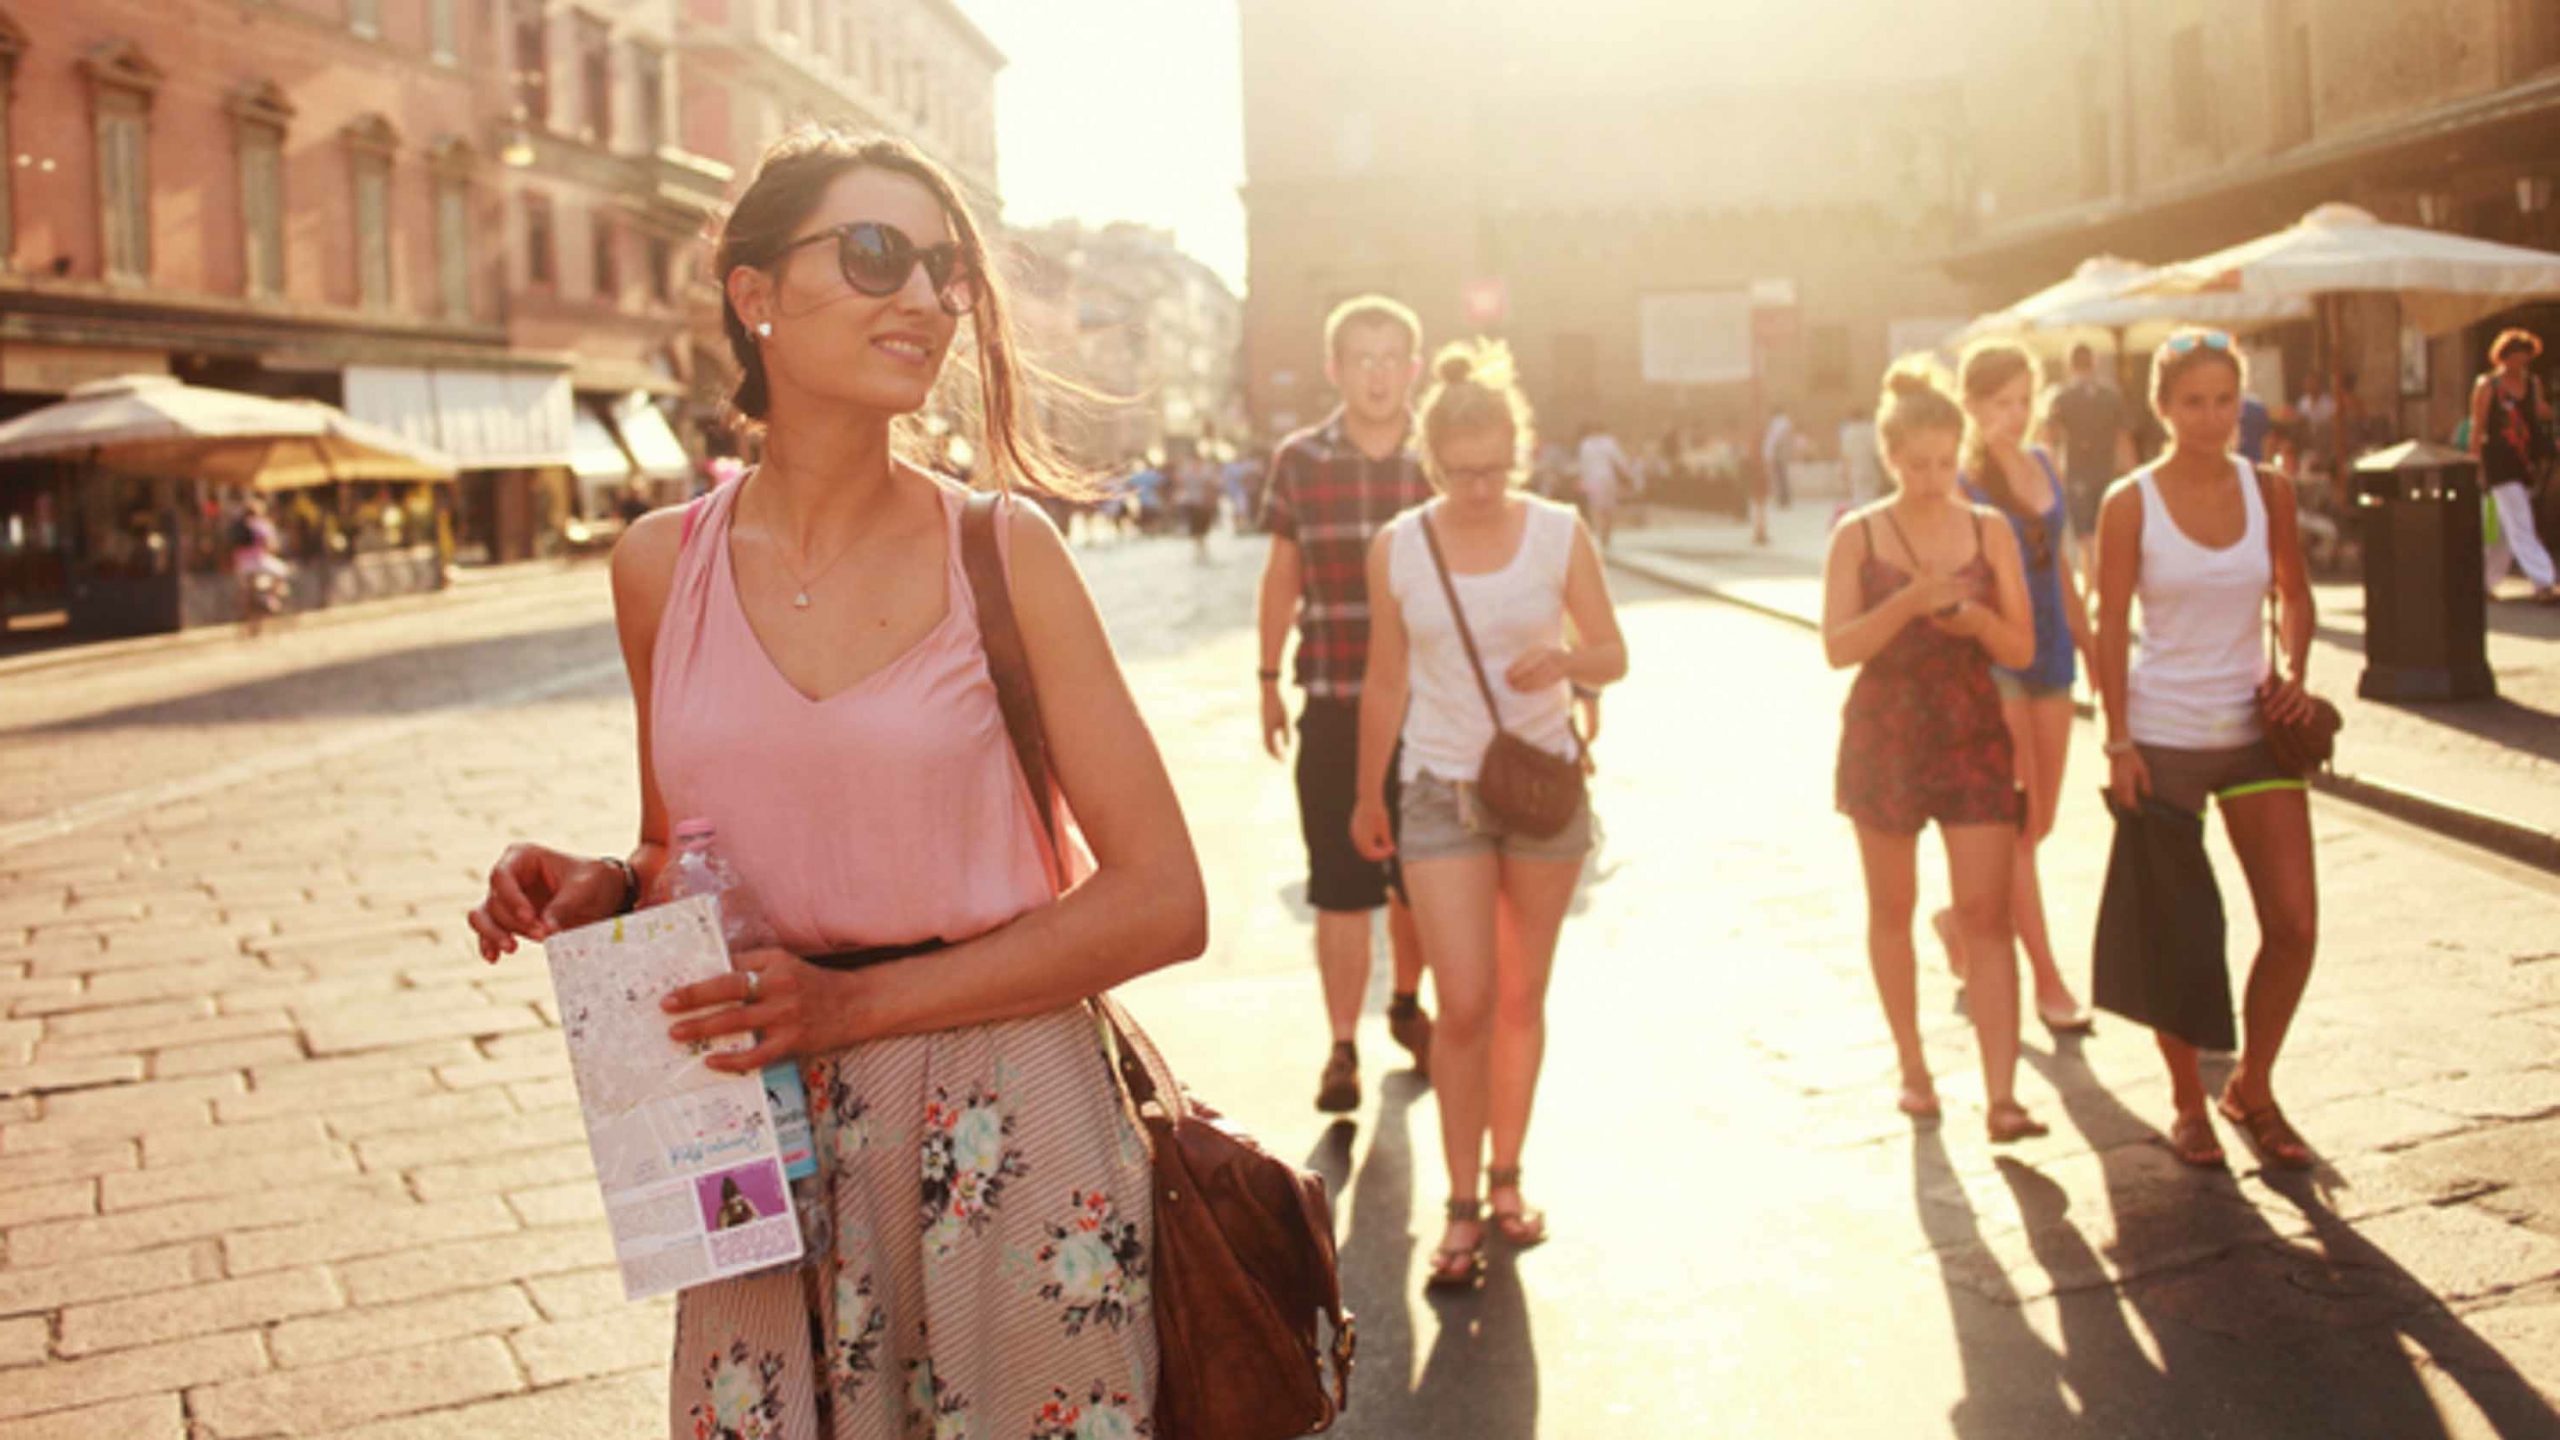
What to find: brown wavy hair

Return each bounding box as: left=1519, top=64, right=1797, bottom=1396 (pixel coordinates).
left=1957, top=340, right=2038, bottom=520
left=712, top=126, right=1091, bottom=498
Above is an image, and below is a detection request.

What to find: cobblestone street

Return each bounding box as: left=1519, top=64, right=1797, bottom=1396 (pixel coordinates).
left=3, top=526, right=2559, bottom=1437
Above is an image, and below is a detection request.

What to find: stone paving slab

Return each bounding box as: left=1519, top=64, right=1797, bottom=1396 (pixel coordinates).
left=0, top=528, right=2556, bottom=1436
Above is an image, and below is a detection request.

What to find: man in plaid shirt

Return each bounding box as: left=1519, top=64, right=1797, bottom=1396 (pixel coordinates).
left=1257, top=295, right=1438, bottom=1113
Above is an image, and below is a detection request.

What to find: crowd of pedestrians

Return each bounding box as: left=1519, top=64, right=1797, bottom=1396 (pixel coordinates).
left=1822, top=329, right=2328, bottom=1166
left=451, top=116, right=2559, bottom=1437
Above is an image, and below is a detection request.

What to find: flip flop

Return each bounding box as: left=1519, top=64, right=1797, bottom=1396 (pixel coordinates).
left=1987, top=1101, right=2049, bottom=1144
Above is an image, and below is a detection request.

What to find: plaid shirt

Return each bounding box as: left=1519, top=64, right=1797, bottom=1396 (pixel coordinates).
left=1260, top=409, right=1435, bottom=700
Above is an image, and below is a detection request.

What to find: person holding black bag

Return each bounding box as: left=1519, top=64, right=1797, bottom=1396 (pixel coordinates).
left=2092, top=328, right=2324, bottom=1172
left=1350, top=339, right=1627, bottom=1291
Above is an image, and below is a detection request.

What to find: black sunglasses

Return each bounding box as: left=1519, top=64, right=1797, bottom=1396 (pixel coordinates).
left=773, top=221, right=978, bottom=316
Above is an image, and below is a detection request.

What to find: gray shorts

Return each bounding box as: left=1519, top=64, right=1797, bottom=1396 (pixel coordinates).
left=2136, top=739, right=2306, bottom=815
left=1397, top=771, right=1594, bottom=864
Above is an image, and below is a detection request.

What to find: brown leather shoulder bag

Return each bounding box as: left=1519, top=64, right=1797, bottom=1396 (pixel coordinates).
left=960, top=491, right=1356, bottom=1438
left=2247, top=468, right=2341, bottom=776
left=1417, top=511, right=1589, bottom=838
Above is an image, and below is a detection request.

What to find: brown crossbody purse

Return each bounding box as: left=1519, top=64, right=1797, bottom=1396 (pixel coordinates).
left=2248, top=468, right=2341, bottom=776
left=959, top=492, right=1355, bottom=1438
left=1418, top=511, right=1590, bottom=838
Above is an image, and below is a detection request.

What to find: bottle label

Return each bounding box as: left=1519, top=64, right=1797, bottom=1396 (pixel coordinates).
left=761, top=1061, right=818, bottom=1182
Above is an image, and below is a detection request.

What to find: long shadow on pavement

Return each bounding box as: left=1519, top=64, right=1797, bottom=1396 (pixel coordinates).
left=1315, top=1071, right=1540, bottom=1439
left=1919, top=1044, right=2560, bottom=1437
left=9, top=618, right=621, bottom=735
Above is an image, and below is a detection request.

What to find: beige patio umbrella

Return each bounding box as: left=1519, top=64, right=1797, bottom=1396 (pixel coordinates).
left=2128, top=202, right=2560, bottom=338
left=0, top=373, right=456, bottom=488
left=1957, top=254, right=2311, bottom=356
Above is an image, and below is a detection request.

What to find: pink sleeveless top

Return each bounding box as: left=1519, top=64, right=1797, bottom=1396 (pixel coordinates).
left=649, top=478, right=1084, bottom=955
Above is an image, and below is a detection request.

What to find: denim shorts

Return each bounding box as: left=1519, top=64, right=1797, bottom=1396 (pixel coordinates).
left=1992, top=670, right=2073, bottom=702
left=1397, top=771, right=1594, bottom=864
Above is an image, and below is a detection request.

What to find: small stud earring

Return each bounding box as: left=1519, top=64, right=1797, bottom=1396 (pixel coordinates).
left=755, top=321, right=773, bottom=338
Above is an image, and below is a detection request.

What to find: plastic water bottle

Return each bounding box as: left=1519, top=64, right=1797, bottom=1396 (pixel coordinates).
left=647, top=818, right=822, bottom=1261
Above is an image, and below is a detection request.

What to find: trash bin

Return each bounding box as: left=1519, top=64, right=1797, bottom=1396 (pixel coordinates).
left=2351, top=440, right=2496, bottom=701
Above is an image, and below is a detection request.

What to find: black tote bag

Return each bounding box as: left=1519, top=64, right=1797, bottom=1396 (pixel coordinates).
left=2091, top=792, right=2235, bottom=1052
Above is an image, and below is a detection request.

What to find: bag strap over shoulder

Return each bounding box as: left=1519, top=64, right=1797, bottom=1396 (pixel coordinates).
left=1418, top=511, right=1508, bottom=735
left=959, top=490, right=1064, bottom=888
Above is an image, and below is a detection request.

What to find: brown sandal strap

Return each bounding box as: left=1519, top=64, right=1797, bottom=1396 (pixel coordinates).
left=1445, top=1197, right=1484, bottom=1221
left=1486, top=1165, right=1522, bottom=1188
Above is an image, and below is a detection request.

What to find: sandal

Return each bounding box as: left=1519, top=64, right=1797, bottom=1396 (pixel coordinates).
left=2217, top=1087, right=2313, bottom=1170
left=2167, top=1110, right=2226, bottom=1167
left=1425, top=1198, right=1486, bottom=1290
left=1484, top=1166, right=1549, bottom=1249
left=2036, top=998, right=2096, bottom=1035
left=1986, top=1100, right=2049, bottom=1144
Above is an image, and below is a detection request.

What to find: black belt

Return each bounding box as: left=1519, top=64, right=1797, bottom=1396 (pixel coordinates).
left=804, top=937, right=950, bottom=972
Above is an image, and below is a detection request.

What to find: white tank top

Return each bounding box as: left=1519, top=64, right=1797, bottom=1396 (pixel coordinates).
left=2128, top=456, right=2271, bottom=749
left=1388, top=497, right=1579, bottom=784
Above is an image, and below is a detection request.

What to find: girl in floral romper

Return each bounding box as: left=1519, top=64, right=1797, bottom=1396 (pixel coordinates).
left=467, top=128, right=1207, bottom=1440
left=1820, top=358, right=2047, bottom=1142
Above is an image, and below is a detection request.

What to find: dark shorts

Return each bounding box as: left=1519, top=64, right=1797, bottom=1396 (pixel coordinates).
left=1295, top=697, right=1402, bottom=912
left=2135, top=739, right=2306, bottom=815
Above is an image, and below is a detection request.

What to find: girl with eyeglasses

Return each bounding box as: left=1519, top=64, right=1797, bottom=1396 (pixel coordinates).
left=2092, top=328, right=2321, bottom=1171
left=1929, top=341, right=2096, bottom=1037
left=1351, top=340, right=1628, bottom=1290
left=1824, top=359, right=2047, bottom=1142
left=467, top=129, right=1207, bottom=1436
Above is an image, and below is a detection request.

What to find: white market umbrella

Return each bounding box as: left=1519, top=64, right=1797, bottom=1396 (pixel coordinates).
left=1958, top=254, right=2310, bottom=355
left=0, top=373, right=455, bottom=488
left=2129, top=202, right=2560, bottom=338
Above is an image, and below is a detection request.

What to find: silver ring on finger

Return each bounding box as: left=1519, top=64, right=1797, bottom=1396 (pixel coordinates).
left=743, top=967, right=761, bottom=1002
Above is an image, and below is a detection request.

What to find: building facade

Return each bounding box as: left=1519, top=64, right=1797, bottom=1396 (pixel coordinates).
left=1951, top=0, right=2560, bottom=443
left=1236, top=0, right=1977, bottom=457
left=1008, top=219, right=1242, bottom=467
left=0, top=0, right=999, bottom=637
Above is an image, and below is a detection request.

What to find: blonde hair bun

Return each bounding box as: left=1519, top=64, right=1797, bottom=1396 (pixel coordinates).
left=1884, top=356, right=1952, bottom=401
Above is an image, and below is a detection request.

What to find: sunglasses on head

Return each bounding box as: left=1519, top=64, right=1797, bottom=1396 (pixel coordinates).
left=773, top=221, right=979, bottom=316
left=2164, top=330, right=2233, bottom=355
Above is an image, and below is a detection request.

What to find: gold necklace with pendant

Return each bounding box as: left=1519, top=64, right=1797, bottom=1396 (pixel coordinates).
left=749, top=471, right=856, bottom=611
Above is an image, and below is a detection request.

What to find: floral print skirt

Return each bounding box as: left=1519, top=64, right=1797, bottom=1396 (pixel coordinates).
left=673, top=1003, right=1158, bottom=1440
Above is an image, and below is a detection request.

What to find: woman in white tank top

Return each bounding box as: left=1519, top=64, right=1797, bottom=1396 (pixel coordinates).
left=2092, top=329, right=2322, bottom=1173
left=1350, top=341, right=1628, bottom=1292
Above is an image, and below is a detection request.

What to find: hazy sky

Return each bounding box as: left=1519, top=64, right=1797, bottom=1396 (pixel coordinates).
left=953, top=0, right=1248, bottom=293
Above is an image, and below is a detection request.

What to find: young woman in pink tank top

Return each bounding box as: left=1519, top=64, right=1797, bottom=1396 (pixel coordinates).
left=466, top=130, right=1205, bottom=1438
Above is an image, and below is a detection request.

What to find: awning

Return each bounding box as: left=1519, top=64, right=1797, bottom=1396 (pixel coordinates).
left=343, top=365, right=574, bottom=469
left=570, top=405, right=634, bottom=482
left=606, top=393, right=691, bottom=483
